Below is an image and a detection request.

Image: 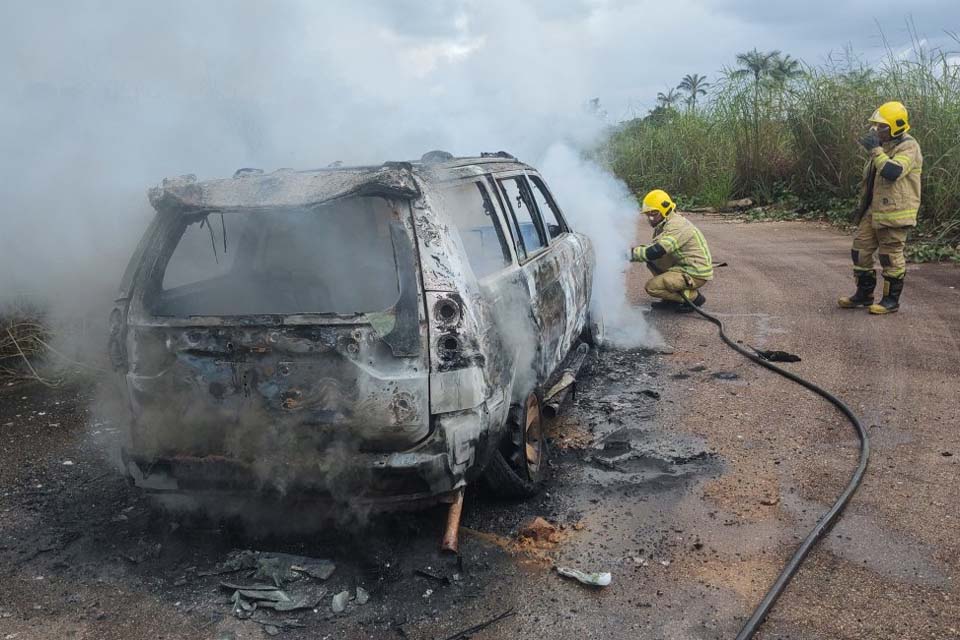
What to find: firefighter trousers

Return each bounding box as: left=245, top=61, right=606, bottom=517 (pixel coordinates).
left=645, top=271, right=707, bottom=303
left=852, top=212, right=909, bottom=279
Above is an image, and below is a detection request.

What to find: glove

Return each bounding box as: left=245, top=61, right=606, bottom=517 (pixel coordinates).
left=858, top=129, right=881, bottom=151
left=629, top=245, right=648, bottom=262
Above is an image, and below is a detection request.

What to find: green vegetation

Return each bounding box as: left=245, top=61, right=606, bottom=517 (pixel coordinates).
left=599, top=32, right=960, bottom=263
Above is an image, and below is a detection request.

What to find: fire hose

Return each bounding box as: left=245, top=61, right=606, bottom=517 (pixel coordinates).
left=681, top=294, right=871, bottom=640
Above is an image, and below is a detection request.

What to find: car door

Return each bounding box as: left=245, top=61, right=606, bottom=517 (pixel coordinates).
left=525, top=172, right=590, bottom=357
left=491, top=172, right=567, bottom=381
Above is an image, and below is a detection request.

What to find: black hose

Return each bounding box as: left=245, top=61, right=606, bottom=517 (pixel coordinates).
left=681, top=295, right=870, bottom=640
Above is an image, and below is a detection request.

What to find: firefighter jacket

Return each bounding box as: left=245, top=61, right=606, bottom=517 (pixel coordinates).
left=857, top=134, right=923, bottom=228
left=636, top=213, right=713, bottom=281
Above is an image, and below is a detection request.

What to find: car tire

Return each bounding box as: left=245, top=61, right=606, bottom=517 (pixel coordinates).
left=484, top=391, right=547, bottom=498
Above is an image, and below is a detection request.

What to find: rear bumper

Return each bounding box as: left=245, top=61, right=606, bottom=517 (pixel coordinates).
left=124, top=449, right=449, bottom=506
left=122, top=403, right=501, bottom=508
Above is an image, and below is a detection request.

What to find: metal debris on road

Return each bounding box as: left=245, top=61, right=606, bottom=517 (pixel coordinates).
left=220, top=580, right=325, bottom=618
left=415, top=568, right=450, bottom=585
left=356, top=586, right=370, bottom=605
left=440, top=608, right=517, bottom=640
left=752, top=348, right=802, bottom=363
left=254, top=552, right=336, bottom=585
left=556, top=566, right=612, bottom=587
left=249, top=617, right=307, bottom=636
left=203, top=550, right=335, bottom=585
left=331, top=590, right=350, bottom=613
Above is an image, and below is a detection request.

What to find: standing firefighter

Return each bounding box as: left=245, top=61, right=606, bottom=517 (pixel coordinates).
left=838, top=101, right=922, bottom=314
left=629, top=189, right=713, bottom=312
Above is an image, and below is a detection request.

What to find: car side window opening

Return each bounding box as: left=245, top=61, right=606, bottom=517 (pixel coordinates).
left=441, top=181, right=513, bottom=278
left=528, top=175, right=568, bottom=239
left=498, top=176, right=547, bottom=259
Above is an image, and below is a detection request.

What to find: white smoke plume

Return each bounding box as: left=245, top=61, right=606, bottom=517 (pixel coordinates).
left=0, top=1, right=660, bottom=354
left=540, top=143, right=664, bottom=348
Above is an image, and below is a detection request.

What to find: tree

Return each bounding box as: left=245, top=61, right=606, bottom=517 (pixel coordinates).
left=730, top=49, right=782, bottom=181
left=586, top=97, right=608, bottom=120
left=770, top=54, right=803, bottom=87
left=656, top=88, right=682, bottom=109
left=731, top=48, right=782, bottom=86
left=677, top=73, right=710, bottom=110
left=840, top=67, right=876, bottom=88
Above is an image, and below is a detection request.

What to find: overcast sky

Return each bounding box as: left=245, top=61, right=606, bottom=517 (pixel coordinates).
left=0, top=0, right=958, bottom=303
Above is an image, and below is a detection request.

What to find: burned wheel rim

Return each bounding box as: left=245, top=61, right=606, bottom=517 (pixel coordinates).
left=522, top=392, right=543, bottom=478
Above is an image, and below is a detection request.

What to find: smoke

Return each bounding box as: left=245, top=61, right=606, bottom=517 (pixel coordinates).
left=540, top=144, right=664, bottom=348
left=0, top=2, right=656, bottom=343
left=3, top=0, right=671, bottom=500
left=1, top=2, right=953, bottom=325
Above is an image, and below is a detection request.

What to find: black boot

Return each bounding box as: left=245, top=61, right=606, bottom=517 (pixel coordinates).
left=869, top=276, right=904, bottom=315
left=650, top=299, right=681, bottom=310
left=838, top=270, right=877, bottom=308
left=676, top=292, right=706, bottom=313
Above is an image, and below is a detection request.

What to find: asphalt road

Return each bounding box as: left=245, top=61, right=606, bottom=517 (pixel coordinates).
left=0, top=215, right=957, bottom=640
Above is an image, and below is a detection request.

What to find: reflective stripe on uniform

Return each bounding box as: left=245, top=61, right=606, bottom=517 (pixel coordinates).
left=873, top=152, right=890, bottom=169
left=654, top=214, right=714, bottom=280
left=692, top=228, right=712, bottom=266
left=677, top=267, right=714, bottom=278
left=872, top=208, right=918, bottom=224
left=659, top=235, right=680, bottom=252
left=892, top=154, right=912, bottom=172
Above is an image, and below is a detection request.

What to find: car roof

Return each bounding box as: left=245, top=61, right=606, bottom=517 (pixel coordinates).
left=148, top=152, right=535, bottom=214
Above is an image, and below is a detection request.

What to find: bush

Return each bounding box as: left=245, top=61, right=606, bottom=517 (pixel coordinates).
left=598, top=34, right=960, bottom=250
left=0, top=299, right=51, bottom=384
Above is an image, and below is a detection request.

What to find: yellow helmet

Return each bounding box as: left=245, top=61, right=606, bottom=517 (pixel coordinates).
left=869, top=101, right=910, bottom=137
left=641, top=189, right=676, bottom=217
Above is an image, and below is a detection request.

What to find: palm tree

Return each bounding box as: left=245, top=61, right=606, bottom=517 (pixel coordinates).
left=841, top=67, right=875, bottom=88
left=655, top=88, right=682, bottom=109
left=677, top=73, right=710, bottom=110
left=730, top=49, right=781, bottom=175
left=770, top=54, right=803, bottom=86
left=731, top=48, right=782, bottom=87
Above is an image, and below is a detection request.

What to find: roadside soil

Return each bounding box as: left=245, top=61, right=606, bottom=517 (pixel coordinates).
left=0, top=214, right=957, bottom=640
left=641, top=214, right=960, bottom=639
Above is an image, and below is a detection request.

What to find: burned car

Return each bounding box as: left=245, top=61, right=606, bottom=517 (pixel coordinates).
left=109, top=151, right=597, bottom=515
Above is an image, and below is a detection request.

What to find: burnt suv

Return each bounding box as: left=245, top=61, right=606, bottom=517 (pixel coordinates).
left=109, top=151, right=596, bottom=509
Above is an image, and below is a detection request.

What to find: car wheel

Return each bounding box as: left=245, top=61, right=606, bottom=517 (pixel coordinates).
left=581, top=308, right=604, bottom=348
left=484, top=391, right=547, bottom=498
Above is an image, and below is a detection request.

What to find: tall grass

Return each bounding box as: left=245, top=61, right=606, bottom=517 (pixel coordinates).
left=600, top=35, right=960, bottom=243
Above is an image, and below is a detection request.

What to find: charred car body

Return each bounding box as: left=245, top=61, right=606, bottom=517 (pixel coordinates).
left=110, top=152, right=596, bottom=509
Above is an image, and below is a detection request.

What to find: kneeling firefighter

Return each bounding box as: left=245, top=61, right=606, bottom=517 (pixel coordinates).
left=839, top=101, right=922, bottom=314
left=629, top=189, right=714, bottom=312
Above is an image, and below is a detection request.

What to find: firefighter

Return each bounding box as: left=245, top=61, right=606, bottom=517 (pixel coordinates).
left=838, top=101, right=922, bottom=314
left=629, top=189, right=713, bottom=312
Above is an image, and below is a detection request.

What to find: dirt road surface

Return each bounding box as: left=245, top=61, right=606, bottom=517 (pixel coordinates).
left=1, top=215, right=958, bottom=639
